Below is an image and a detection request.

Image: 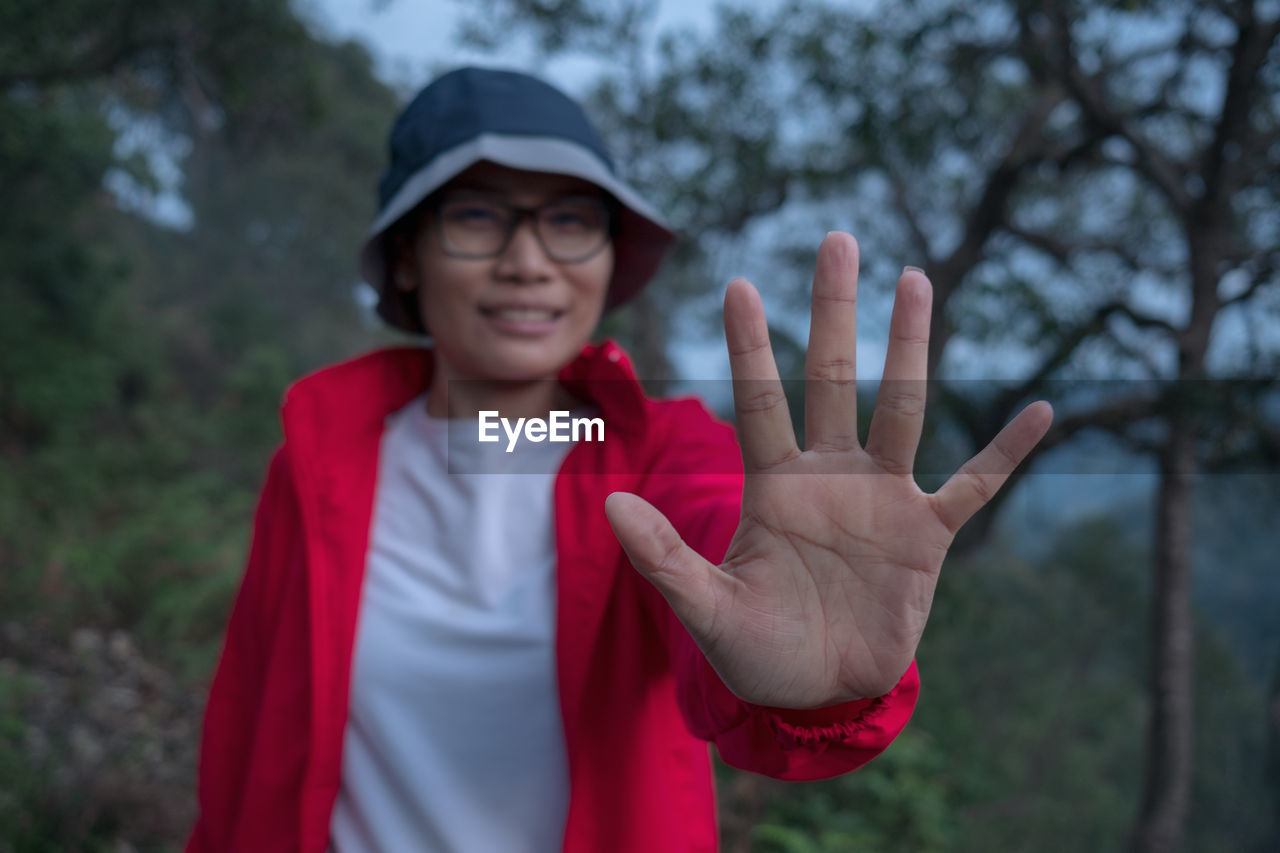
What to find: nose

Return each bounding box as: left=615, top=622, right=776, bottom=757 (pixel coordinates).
left=494, top=216, right=554, bottom=281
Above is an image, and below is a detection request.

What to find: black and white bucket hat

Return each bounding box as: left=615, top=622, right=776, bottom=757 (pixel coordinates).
left=360, top=66, right=678, bottom=334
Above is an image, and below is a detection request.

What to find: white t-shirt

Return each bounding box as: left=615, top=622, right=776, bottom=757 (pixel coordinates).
left=328, top=393, right=577, bottom=853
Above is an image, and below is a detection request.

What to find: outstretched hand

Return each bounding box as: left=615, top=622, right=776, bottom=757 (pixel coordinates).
left=605, top=232, right=1052, bottom=709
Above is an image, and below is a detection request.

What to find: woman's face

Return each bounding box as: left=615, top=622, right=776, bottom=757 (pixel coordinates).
left=397, top=161, right=614, bottom=386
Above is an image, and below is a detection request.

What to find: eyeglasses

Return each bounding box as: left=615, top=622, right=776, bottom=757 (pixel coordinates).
left=434, top=193, right=613, bottom=263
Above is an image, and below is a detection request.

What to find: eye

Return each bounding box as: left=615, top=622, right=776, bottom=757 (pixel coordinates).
left=541, top=201, right=607, bottom=232
left=442, top=200, right=507, bottom=229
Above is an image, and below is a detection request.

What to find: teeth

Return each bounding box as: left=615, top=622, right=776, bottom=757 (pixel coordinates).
left=490, top=308, right=557, bottom=321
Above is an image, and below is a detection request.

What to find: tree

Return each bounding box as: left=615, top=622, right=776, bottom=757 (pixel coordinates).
left=1, top=0, right=395, bottom=632
left=1, top=4, right=397, bottom=845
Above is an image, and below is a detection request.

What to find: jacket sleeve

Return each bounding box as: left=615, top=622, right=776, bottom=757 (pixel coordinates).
left=186, top=446, right=305, bottom=852
left=641, top=398, right=920, bottom=782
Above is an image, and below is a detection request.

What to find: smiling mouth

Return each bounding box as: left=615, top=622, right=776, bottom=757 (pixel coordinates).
left=480, top=306, right=566, bottom=322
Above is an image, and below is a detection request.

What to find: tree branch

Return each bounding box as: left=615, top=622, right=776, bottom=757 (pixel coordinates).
left=0, top=34, right=174, bottom=89
left=1221, top=258, right=1279, bottom=308
left=990, top=299, right=1177, bottom=423
left=1110, top=302, right=1180, bottom=336
left=926, top=83, right=1070, bottom=374
left=1041, top=394, right=1165, bottom=449
left=1004, top=223, right=1148, bottom=273
left=1044, top=8, right=1195, bottom=214
left=1200, top=13, right=1280, bottom=207
left=888, top=171, right=934, bottom=265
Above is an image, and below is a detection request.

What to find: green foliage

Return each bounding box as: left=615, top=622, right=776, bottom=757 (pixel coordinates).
left=0, top=2, right=396, bottom=846
left=0, top=668, right=58, bottom=851
left=752, top=729, right=958, bottom=852
left=0, top=0, right=394, bottom=648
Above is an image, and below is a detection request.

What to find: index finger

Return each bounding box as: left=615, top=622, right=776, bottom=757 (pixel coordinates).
left=724, top=277, right=800, bottom=472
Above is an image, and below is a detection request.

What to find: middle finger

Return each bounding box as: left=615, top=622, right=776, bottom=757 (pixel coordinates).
left=804, top=232, right=860, bottom=452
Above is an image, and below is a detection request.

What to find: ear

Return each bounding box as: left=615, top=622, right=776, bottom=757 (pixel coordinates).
left=390, top=232, right=418, bottom=292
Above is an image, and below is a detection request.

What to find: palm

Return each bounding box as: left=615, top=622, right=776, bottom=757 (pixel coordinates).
left=606, top=233, right=1052, bottom=708
left=713, top=454, right=956, bottom=706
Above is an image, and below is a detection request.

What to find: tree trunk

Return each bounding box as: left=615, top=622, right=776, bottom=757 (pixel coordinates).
left=1132, top=419, right=1196, bottom=853
left=1268, top=653, right=1280, bottom=838
left=626, top=288, right=672, bottom=390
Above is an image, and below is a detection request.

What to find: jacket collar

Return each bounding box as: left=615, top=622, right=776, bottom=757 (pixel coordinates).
left=280, top=340, right=650, bottom=467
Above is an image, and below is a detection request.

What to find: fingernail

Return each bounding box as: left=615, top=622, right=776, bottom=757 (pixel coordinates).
left=903, top=265, right=924, bottom=275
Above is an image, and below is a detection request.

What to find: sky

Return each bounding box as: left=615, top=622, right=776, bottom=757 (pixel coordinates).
left=298, top=0, right=741, bottom=94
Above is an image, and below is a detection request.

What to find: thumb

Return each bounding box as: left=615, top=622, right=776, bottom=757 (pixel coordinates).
left=604, top=492, right=722, bottom=632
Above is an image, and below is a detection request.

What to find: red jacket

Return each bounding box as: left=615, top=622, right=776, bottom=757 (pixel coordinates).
left=188, top=342, right=919, bottom=853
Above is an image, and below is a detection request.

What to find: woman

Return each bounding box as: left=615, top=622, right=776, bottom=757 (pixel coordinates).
left=187, top=67, right=1052, bottom=852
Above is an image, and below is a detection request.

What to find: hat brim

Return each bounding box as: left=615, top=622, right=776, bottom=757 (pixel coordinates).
left=360, top=133, right=678, bottom=335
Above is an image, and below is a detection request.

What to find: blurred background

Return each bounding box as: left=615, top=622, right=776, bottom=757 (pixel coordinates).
left=2, top=0, right=1278, bottom=850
